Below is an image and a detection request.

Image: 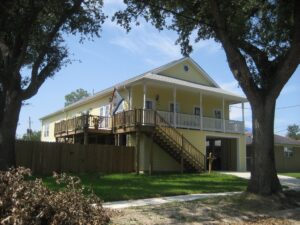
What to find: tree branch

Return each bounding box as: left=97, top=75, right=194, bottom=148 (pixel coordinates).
left=210, top=0, right=260, bottom=104
left=22, top=0, right=83, bottom=100
left=12, top=1, right=45, bottom=72
left=237, top=40, right=271, bottom=74
left=21, top=58, right=60, bottom=100
left=269, top=0, right=300, bottom=99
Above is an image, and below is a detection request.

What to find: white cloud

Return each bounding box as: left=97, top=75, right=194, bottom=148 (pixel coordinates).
left=220, top=81, right=245, bottom=96
left=109, top=25, right=181, bottom=60
left=193, top=39, right=222, bottom=54
left=110, top=36, right=141, bottom=54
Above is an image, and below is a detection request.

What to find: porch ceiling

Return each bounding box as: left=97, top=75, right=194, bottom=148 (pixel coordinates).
left=139, top=73, right=247, bottom=104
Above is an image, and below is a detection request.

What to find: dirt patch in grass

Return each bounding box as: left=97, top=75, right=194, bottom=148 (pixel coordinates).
left=110, top=191, right=300, bottom=225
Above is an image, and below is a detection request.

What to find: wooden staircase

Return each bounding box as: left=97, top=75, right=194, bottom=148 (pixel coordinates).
left=153, top=111, right=206, bottom=172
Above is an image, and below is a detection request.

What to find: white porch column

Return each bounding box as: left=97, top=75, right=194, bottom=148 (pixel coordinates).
left=143, top=83, right=147, bottom=109
left=128, top=87, right=132, bottom=110
left=242, top=102, right=245, bottom=130
left=200, top=92, right=203, bottom=130
left=173, top=87, right=177, bottom=127
left=222, top=97, right=225, bottom=132
left=143, top=83, right=147, bottom=124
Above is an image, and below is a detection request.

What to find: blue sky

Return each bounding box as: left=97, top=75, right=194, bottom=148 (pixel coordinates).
left=16, top=0, right=300, bottom=137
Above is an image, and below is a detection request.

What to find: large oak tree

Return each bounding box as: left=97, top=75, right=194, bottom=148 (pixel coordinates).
left=0, top=0, right=105, bottom=169
left=114, top=0, right=300, bottom=194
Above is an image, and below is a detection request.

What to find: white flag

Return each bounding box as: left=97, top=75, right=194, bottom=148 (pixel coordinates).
left=110, top=88, right=124, bottom=115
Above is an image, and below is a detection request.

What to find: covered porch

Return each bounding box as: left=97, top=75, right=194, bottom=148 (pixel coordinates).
left=126, top=78, right=247, bottom=134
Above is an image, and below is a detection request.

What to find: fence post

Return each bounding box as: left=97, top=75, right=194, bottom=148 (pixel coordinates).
left=149, top=131, right=154, bottom=176
left=136, top=128, right=140, bottom=175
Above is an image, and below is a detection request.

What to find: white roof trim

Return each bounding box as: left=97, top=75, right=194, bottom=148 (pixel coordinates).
left=40, top=57, right=247, bottom=120
left=152, top=57, right=220, bottom=88
left=144, top=74, right=247, bottom=102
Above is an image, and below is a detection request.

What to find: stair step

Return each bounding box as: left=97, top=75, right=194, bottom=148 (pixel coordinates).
left=152, top=127, right=205, bottom=172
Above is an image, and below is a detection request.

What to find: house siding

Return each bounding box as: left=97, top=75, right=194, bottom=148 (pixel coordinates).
left=159, top=60, right=214, bottom=86
left=275, top=146, right=300, bottom=172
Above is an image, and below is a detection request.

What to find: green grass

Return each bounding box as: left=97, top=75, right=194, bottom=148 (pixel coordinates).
left=41, top=172, right=247, bottom=202
left=280, top=172, right=300, bottom=179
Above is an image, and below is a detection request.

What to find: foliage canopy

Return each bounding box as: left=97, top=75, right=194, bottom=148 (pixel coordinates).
left=65, top=88, right=90, bottom=106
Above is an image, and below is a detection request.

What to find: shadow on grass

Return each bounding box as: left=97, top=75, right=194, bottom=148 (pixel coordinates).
left=41, top=172, right=248, bottom=201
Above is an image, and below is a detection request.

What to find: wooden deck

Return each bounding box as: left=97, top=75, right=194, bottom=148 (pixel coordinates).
left=54, top=109, right=206, bottom=172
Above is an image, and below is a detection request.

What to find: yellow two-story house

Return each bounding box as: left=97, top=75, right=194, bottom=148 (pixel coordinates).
left=41, top=57, right=247, bottom=173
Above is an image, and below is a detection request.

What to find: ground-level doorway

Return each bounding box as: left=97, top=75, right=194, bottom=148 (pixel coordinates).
left=206, top=137, right=238, bottom=171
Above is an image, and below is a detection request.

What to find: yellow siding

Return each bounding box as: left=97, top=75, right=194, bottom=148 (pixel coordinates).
left=41, top=89, right=129, bottom=142
left=131, top=84, right=230, bottom=119
left=275, top=146, right=300, bottom=172
left=159, top=61, right=215, bottom=86
left=177, top=129, right=246, bottom=171
left=139, top=134, right=182, bottom=172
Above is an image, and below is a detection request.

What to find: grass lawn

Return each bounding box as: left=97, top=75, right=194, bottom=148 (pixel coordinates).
left=280, top=172, right=300, bottom=179
left=41, top=172, right=247, bottom=202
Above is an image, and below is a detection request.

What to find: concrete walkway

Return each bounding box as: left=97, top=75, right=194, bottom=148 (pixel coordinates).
left=103, top=172, right=300, bottom=209
left=103, top=192, right=240, bottom=209
left=221, top=172, right=300, bottom=190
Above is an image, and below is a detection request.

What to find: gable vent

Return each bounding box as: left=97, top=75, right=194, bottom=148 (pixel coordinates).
left=183, top=65, right=189, bottom=72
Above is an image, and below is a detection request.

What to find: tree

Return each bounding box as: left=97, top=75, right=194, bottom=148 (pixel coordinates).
left=0, top=0, right=106, bottom=169
left=114, top=0, right=300, bottom=195
left=65, top=88, right=90, bottom=106
left=287, top=124, right=300, bottom=140
left=21, top=130, right=41, bottom=141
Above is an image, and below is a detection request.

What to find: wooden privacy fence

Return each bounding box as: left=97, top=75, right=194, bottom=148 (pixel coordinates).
left=15, top=141, right=135, bottom=175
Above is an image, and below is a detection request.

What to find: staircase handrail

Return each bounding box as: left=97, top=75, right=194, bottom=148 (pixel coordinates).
left=155, top=110, right=206, bottom=170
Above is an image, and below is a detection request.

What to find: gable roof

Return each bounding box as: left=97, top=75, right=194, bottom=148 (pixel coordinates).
left=40, top=57, right=247, bottom=120
left=246, top=133, right=300, bottom=147
left=274, top=135, right=300, bottom=146
left=151, top=57, right=220, bottom=88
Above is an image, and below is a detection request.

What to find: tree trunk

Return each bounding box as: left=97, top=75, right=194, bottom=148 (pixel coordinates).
left=0, top=91, right=22, bottom=170
left=247, top=98, right=282, bottom=195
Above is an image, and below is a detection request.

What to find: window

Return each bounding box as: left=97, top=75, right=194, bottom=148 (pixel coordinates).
left=43, top=124, right=49, bottom=137
left=100, top=105, right=110, bottom=117
left=194, top=107, right=201, bottom=116
left=284, top=147, right=294, bottom=158
left=214, top=109, right=222, bottom=119
left=170, top=103, right=180, bottom=113
left=145, top=100, right=154, bottom=110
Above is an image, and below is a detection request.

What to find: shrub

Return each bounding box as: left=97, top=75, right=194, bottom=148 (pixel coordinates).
left=0, top=167, right=110, bottom=224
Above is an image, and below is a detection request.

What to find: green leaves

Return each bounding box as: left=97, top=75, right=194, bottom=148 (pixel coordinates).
left=64, top=88, right=90, bottom=106
left=0, top=0, right=106, bottom=100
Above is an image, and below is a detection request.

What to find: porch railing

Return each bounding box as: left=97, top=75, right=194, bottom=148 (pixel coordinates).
left=113, top=109, right=205, bottom=170
left=54, top=109, right=244, bottom=136
left=157, top=110, right=244, bottom=134
left=54, top=115, right=111, bottom=135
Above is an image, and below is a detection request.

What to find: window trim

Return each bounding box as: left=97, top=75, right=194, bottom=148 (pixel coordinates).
left=193, top=105, right=201, bottom=116
left=284, top=146, right=294, bottom=158
left=43, top=124, right=49, bottom=137
left=169, top=101, right=180, bottom=113
left=213, top=108, right=222, bottom=119
left=145, top=98, right=155, bottom=110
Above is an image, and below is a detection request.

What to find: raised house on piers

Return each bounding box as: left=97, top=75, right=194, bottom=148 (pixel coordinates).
left=40, top=57, right=247, bottom=173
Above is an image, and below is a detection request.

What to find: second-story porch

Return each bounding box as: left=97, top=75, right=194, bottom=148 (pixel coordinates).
left=54, top=76, right=247, bottom=138
left=54, top=108, right=244, bottom=138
